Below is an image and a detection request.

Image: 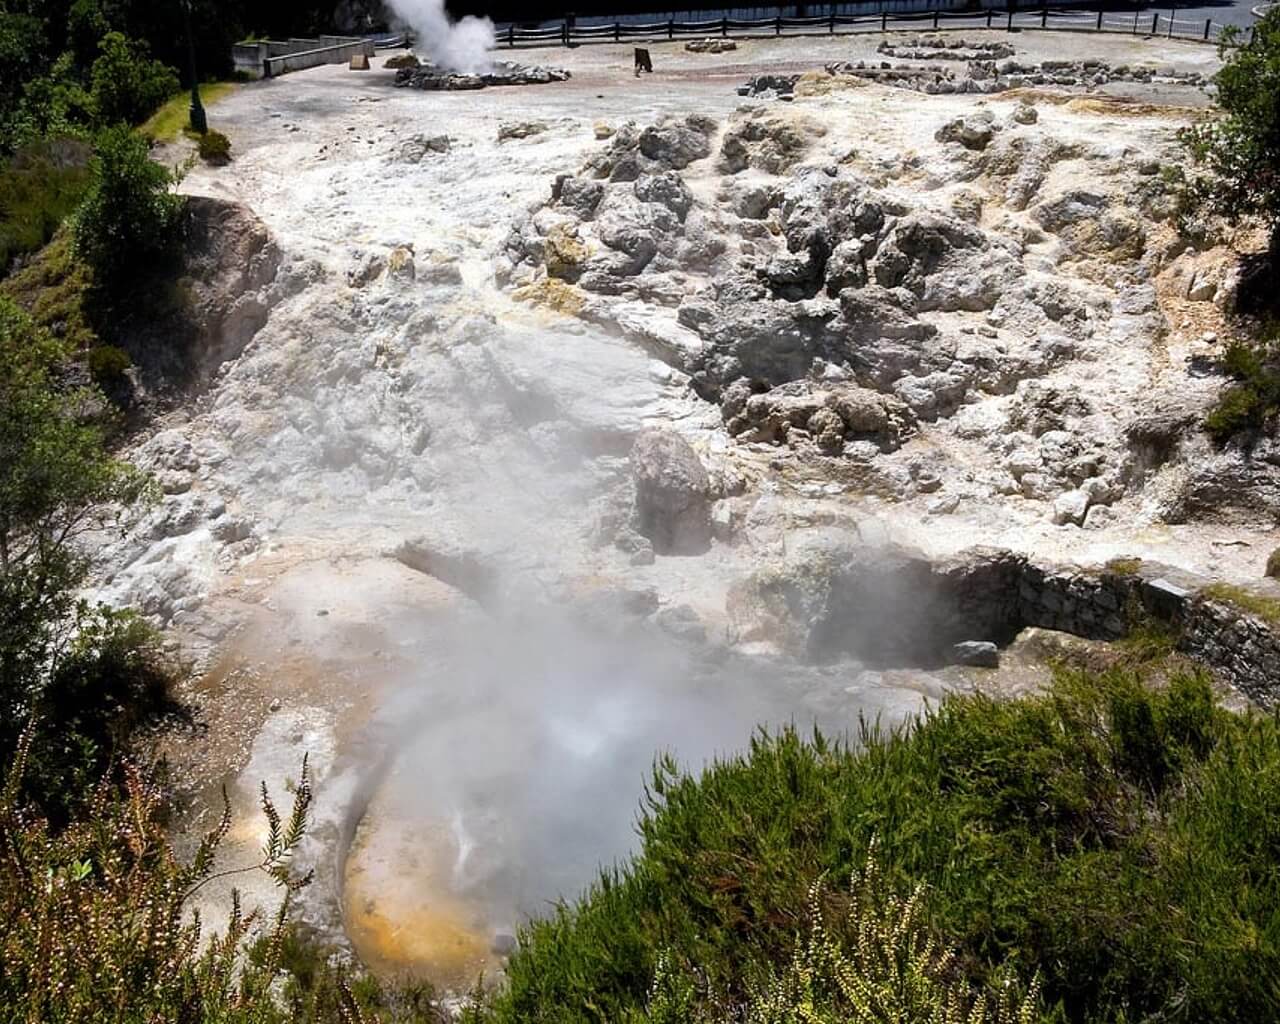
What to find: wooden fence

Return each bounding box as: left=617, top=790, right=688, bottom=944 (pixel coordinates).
left=496, top=6, right=1251, bottom=47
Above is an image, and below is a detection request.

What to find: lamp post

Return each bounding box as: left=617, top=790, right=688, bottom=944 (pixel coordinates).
left=183, top=0, right=207, bottom=135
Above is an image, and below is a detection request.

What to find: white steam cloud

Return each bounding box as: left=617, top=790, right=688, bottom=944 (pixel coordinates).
left=385, top=0, right=496, bottom=74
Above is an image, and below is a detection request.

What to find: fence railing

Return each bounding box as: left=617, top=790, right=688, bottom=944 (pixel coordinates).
left=497, top=6, right=1252, bottom=48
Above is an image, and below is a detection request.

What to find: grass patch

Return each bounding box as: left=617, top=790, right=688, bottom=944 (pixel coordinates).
left=0, top=137, right=93, bottom=274
left=478, top=669, right=1280, bottom=1024
left=0, top=228, right=97, bottom=352
left=1201, top=582, right=1280, bottom=625
left=139, top=82, right=238, bottom=143
left=1105, top=557, right=1143, bottom=576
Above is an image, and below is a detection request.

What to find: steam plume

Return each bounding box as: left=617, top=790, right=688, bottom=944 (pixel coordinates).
left=385, top=0, right=496, bottom=74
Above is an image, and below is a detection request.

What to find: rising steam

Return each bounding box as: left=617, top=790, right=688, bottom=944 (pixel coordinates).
left=385, top=0, right=496, bottom=74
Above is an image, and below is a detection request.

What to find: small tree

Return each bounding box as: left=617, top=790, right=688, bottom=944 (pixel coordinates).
left=88, top=31, right=179, bottom=127
left=73, top=122, right=182, bottom=286
left=0, top=297, right=158, bottom=819
left=1181, top=9, right=1280, bottom=250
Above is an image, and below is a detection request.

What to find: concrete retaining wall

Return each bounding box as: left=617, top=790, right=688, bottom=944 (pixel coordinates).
left=233, top=36, right=375, bottom=79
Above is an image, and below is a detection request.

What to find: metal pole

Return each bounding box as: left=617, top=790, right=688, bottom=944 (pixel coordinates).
left=1203, top=17, right=1210, bottom=39
left=184, top=1, right=206, bottom=135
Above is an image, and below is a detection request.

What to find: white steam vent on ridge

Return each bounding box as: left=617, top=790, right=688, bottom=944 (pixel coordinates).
left=385, top=0, right=496, bottom=73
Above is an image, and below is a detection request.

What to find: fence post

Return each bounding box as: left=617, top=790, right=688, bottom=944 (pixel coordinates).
left=1040, top=7, right=1047, bottom=28
left=561, top=19, right=568, bottom=45
left=775, top=14, right=782, bottom=33
left=722, top=15, right=728, bottom=35
left=882, top=10, right=887, bottom=30
left=614, top=20, right=620, bottom=40
left=1203, top=17, right=1210, bottom=39
left=933, top=9, right=938, bottom=28
left=829, top=9, right=835, bottom=32
left=508, top=22, right=514, bottom=46
left=668, top=17, right=674, bottom=37
left=1151, top=12, right=1159, bottom=34
left=1007, top=10, right=1013, bottom=31
left=986, top=9, right=992, bottom=27
left=1133, top=9, right=1139, bottom=32
left=1096, top=9, right=1102, bottom=30
left=1168, top=12, right=1175, bottom=37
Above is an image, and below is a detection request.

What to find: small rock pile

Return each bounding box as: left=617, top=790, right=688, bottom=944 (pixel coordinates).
left=876, top=36, right=1015, bottom=61
left=813, top=56, right=1207, bottom=96
left=737, top=73, right=800, bottom=99
left=686, top=37, right=737, bottom=53
left=395, top=59, right=570, bottom=90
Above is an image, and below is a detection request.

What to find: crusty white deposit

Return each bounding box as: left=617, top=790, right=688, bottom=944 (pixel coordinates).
left=98, top=32, right=1280, bottom=985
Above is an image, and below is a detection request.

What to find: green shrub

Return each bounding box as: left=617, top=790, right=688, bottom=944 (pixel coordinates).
left=198, top=128, right=231, bottom=163
left=88, top=31, right=179, bottom=127
left=87, top=341, right=130, bottom=385
left=484, top=668, right=1280, bottom=1024
left=73, top=123, right=182, bottom=288
left=1205, top=330, right=1280, bottom=442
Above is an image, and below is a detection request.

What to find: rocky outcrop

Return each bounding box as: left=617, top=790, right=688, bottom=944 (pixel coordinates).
left=813, top=54, right=1208, bottom=96
left=395, top=59, right=570, bottom=90
left=500, top=103, right=1264, bottom=525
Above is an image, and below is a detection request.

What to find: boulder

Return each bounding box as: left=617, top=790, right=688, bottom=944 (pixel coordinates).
left=1011, top=102, right=1038, bottom=125
left=631, top=429, right=712, bottom=554
left=634, top=172, right=694, bottom=221
left=395, top=133, right=450, bottom=162
left=935, top=111, right=995, bottom=150
left=552, top=175, right=604, bottom=219
left=498, top=120, right=548, bottom=142
left=952, top=640, right=1000, bottom=667
left=637, top=120, right=713, bottom=170
left=1051, top=489, right=1089, bottom=526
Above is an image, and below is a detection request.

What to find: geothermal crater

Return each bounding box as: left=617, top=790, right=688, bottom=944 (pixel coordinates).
left=103, top=30, right=1280, bottom=989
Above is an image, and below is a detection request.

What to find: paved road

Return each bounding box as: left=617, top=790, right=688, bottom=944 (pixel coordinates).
left=1141, top=0, right=1260, bottom=29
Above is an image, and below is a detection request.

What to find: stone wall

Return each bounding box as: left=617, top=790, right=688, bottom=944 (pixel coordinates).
left=871, top=548, right=1280, bottom=708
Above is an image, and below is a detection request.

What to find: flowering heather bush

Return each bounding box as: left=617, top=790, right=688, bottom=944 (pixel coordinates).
left=0, top=736, right=315, bottom=1024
